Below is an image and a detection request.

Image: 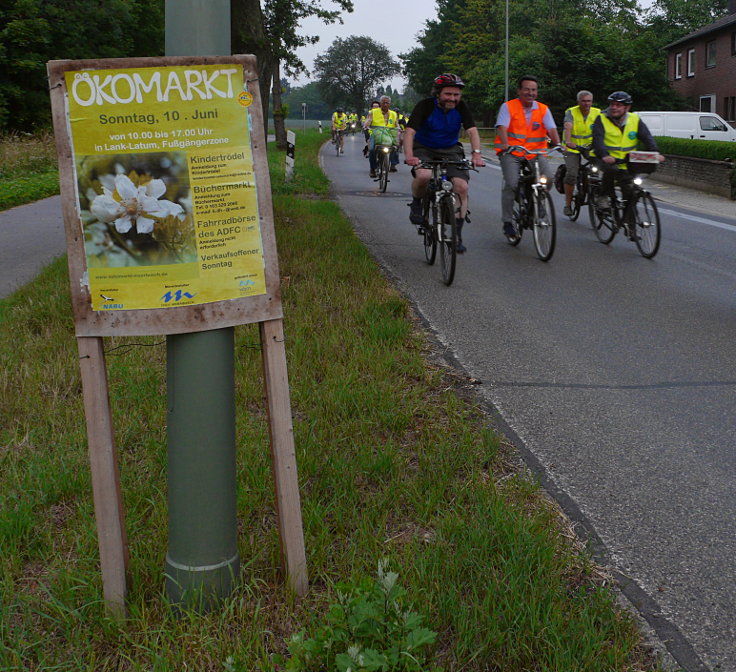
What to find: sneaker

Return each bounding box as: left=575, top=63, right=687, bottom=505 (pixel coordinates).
left=369, top=170, right=377, bottom=178
left=409, top=199, right=424, bottom=224
left=563, top=204, right=573, bottom=217
left=389, top=166, right=397, bottom=172
left=503, top=221, right=517, bottom=239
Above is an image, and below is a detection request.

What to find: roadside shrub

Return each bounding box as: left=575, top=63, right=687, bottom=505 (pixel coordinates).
left=654, top=136, right=736, bottom=161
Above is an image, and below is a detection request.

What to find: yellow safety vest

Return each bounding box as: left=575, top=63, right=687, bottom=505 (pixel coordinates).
left=566, top=105, right=601, bottom=154
left=600, top=112, right=640, bottom=168
left=369, top=107, right=398, bottom=128
left=369, top=108, right=399, bottom=145
left=332, top=112, right=347, bottom=130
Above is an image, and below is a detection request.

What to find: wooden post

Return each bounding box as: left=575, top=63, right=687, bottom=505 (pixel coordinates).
left=259, top=318, right=308, bottom=596
left=77, top=337, right=129, bottom=617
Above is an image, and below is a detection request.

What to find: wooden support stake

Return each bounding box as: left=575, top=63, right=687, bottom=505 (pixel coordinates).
left=259, top=318, right=308, bottom=596
left=77, top=337, right=129, bottom=618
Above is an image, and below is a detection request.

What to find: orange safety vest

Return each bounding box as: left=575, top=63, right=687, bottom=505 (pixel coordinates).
left=495, top=98, right=550, bottom=158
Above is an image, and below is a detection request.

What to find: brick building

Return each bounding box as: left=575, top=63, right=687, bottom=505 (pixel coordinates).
left=665, top=0, right=736, bottom=123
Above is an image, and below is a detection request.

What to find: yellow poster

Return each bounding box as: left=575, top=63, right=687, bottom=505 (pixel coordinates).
left=65, top=64, right=265, bottom=311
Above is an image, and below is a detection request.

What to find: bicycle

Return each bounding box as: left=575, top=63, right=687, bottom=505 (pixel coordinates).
left=587, top=152, right=661, bottom=259
left=566, top=145, right=595, bottom=221
left=413, top=158, right=475, bottom=286
left=503, top=145, right=563, bottom=262
left=374, top=143, right=397, bottom=193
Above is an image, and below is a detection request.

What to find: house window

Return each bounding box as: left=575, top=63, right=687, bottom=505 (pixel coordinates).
left=699, top=95, right=715, bottom=113
left=731, top=32, right=736, bottom=56
left=706, top=40, right=717, bottom=68
left=687, top=48, right=696, bottom=76
left=675, top=52, right=682, bottom=79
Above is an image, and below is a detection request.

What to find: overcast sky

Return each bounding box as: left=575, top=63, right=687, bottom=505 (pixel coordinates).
left=292, top=0, right=439, bottom=90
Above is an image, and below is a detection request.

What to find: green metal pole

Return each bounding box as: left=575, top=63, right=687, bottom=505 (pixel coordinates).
left=164, top=0, right=239, bottom=610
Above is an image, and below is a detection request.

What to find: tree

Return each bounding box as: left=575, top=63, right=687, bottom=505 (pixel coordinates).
left=401, top=0, right=687, bottom=127
left=314, top=36, right=400, bottom=114
left=0, top=0, right=164, bottom=132
left=281, top=82, right=331, bottom=119
left=645, top=0, right=729, bottom=44
left=232, top=0, right=353, bottom=147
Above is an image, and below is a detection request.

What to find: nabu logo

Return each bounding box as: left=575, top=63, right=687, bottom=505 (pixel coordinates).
left=161, top=289, right=195, bottom=303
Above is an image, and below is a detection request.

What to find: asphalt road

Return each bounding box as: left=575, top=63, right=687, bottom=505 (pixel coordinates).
left=323, top=133, right=735, bottom=672
left=0, top=195, right=65, bottom=299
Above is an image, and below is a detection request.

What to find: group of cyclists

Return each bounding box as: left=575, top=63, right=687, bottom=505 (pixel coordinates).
left=331, top=72, right=664, bottom=255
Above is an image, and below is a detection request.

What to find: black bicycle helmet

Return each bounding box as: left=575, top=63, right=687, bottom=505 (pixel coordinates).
left=336, top=107, right=344, bottom=113
left=608, top=91, right=632, bottom=105
left=433, top=73, right=465, bottom=90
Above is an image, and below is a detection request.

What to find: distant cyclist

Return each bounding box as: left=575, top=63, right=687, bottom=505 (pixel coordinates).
left=331, top=107, right=348, bottom=154
left=495, top=75, right=561, bottom=240
left=591, top=91, right=664, bottom=210
left=404, top=73, right=485, bottom=253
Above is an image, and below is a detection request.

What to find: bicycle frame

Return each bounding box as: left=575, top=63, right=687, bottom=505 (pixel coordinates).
left=503, top=145, right=561, bottom=261
left=415, top=158, right=474, bottom=285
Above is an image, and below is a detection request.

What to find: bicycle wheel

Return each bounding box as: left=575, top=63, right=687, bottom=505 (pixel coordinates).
left=508, top=194, right=524, bottom=246
left=632, top=192, right=661, bottom=258
left=438, top=195, right=457, bottom=285
left=379, top=151, right=389, bottom=192
left=423, top=199, right=436, bottom=265
left=336, top=137, right=340, bottom=156
left=532, top=189, right=556, bottom=261
left=589, top=186, right=616, bottom=244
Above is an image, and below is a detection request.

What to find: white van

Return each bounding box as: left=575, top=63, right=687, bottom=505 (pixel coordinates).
left=636, top=111, right=736, bottom=142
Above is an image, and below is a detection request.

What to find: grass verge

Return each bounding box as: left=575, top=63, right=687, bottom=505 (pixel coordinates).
left=0, top=130, right=662, bottom=671
left=0, top=132, right=60, bottom=210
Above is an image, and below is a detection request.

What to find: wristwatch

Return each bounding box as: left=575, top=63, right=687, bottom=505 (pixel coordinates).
left=472, top=149, right=481, bottom=154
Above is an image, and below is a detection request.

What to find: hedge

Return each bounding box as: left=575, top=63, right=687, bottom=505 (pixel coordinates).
left=654, top=136, right=736, bottom=162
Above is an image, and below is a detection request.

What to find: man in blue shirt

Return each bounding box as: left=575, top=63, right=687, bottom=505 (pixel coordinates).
left=404, top=74, right=485, bottom=253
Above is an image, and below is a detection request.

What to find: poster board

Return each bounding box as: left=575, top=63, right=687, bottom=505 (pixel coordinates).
left=48, top=55, right=282, bottom=336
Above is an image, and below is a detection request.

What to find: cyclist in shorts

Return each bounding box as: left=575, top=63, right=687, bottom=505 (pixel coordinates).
left=331, top=107, right=348, bottom=153
left=404, top=73, right=484, bottom=253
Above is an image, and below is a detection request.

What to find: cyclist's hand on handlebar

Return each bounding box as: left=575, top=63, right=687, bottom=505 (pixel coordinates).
left=471, top=153, right=485, bottom=168
left=602, top=155, right=616, bottom=165
left=405, top=156, right=421, bottom=167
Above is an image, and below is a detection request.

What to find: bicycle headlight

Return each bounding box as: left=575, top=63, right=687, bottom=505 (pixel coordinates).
left=539, top=175, right=548, bottom=184
left=382, top=146, right=390, bottom=153
left=591, top=165, right=598, bottom=173
left=441, top=180, right=453, bottom=192
left=633, top=177, right=643, bottom=186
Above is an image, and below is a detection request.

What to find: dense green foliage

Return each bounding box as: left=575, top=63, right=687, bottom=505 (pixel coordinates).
left=0, top=0, right=164, bottom=132
left=400, top=0, right=728, bottom=125
left=655, top=136, right=736, bottom=161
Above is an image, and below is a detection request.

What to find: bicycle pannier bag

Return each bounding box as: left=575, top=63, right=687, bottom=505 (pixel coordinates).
left=553, top=164, right=566, bottom=193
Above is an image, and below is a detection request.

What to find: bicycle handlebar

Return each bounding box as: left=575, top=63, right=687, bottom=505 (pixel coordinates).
left=411, top=158, right=479, bottom=172
left=502, top=145, right=564, bottom=157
